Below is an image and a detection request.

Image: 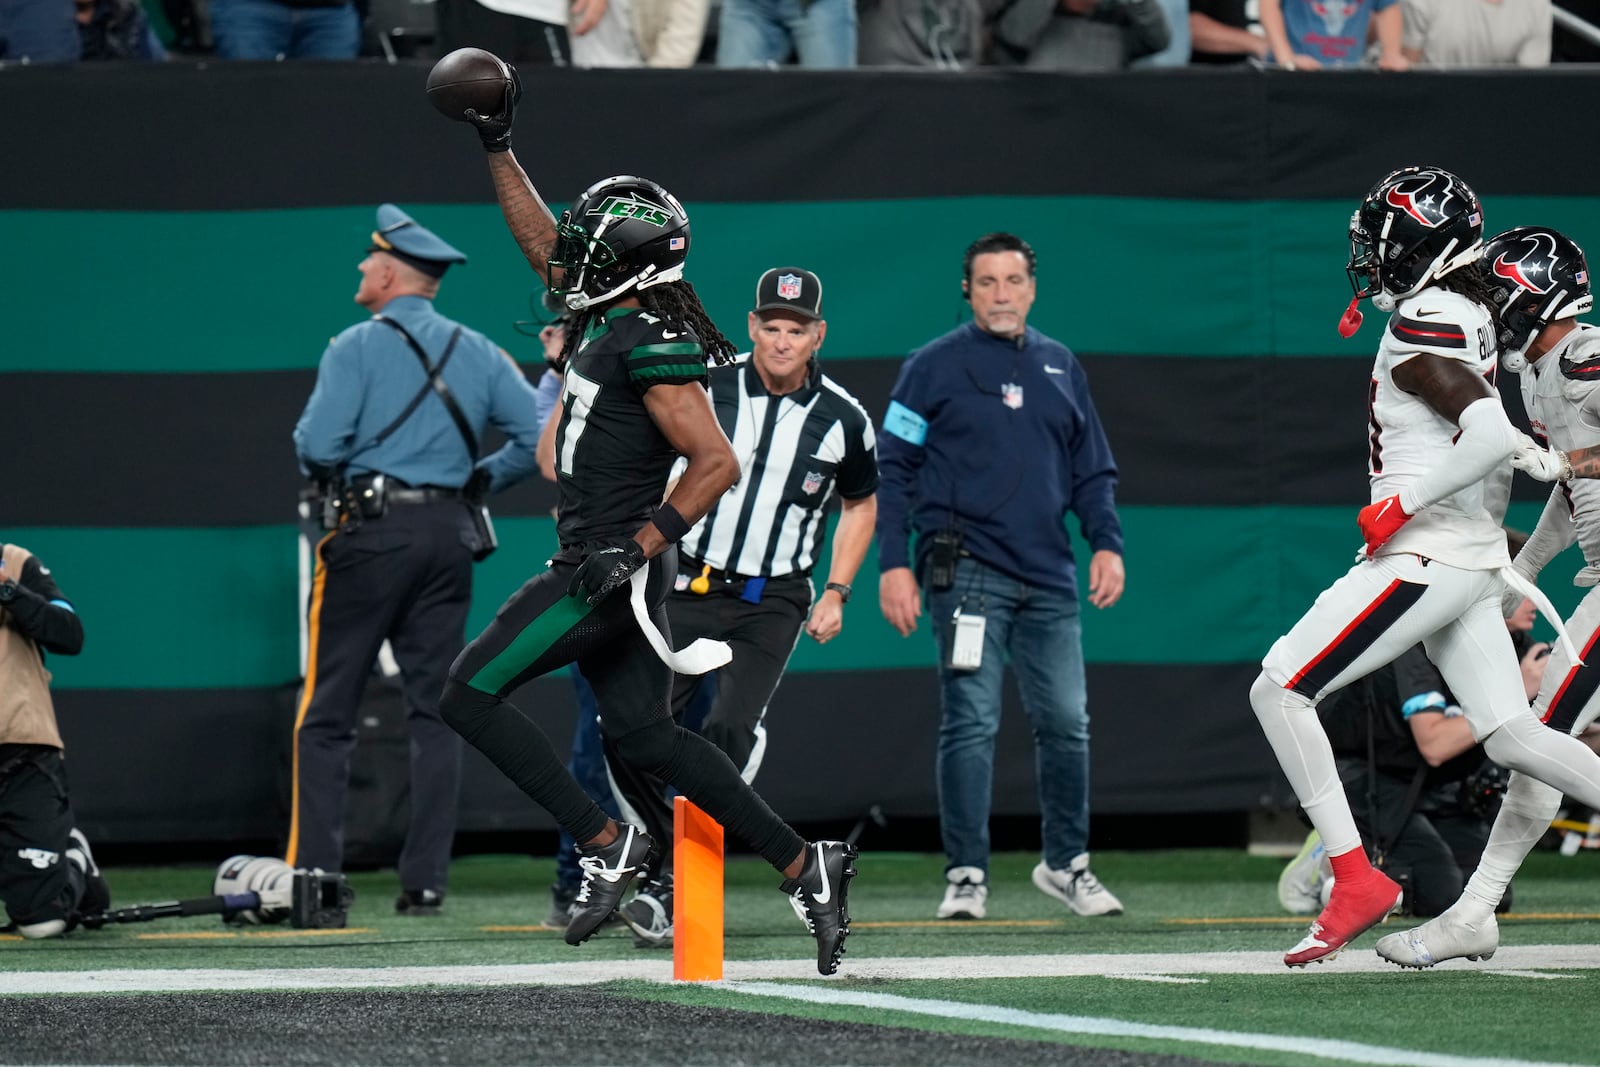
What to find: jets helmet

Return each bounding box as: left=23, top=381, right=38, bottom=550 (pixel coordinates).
left=1483, top=226, right=1593, bottom=369
left=1347, top=166, right=1484, bottom=312
left=549, top=175, right=691, bottom=310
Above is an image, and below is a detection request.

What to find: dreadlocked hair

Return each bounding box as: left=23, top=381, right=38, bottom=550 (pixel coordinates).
left=1437, top=259, right=1504, bottom=334
left=558, top=305, right=601, bottom=368
left=640, top=281, right=739, bottom=366
left=556, top=280, right=740, bottom=368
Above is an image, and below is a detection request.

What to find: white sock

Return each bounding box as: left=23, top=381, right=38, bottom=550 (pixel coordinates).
left=1456, top=769, right=1562, bottom=920
left=1250, top=673, right=1362, bottom=856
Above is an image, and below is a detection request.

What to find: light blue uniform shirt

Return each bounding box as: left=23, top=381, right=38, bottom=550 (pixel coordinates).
left=294, top=295, right=543, bottom=493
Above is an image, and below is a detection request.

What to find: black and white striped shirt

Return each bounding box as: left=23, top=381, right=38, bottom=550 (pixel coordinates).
left=678, top=355, right=878, bottom=578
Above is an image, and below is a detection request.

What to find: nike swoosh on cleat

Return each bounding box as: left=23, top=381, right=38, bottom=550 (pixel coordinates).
left=811, top=844, right=832, bottom=904
left=661, top=330, right=679, bottom=339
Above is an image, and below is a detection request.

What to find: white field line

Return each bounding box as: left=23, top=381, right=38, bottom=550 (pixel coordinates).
left=728, top=981, right=1591, bottom=1067
left=1, top=944, right=1598, bottom=995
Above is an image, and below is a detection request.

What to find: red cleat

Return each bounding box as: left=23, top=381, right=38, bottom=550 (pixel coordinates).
left=1283, top=870, right=1402, bottom=967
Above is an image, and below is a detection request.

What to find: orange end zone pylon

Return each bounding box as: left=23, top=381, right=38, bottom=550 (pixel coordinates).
left=673, top=796, right=724, bottom=981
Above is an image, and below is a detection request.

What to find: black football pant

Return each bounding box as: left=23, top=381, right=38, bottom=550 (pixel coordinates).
left=607, top=575, right=811, bottom=879
left=439, top=549, right=804, bottom=871
left=0, top=746, right=85, bottom=931
left=288, top=501, right=472, bottom=894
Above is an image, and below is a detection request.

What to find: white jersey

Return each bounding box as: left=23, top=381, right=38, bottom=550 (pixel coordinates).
left=1520, top=322, right=1600, bottom=583
left=1367, top=287, right=1509, bottom=569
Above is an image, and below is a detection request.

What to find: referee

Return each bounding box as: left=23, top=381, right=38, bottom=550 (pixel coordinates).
left=611, top=266, right=879, bottom=945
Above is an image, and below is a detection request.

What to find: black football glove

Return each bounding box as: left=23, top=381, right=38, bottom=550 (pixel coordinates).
left=567, top=539, right=647, bottom=605
left=464, top=65, right=522, bottom=153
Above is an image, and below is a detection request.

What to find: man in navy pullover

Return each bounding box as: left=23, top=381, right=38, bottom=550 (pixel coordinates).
left=876, top=231, right=1127, bottom=921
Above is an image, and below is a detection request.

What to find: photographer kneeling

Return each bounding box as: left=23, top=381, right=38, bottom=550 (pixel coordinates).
left=0, top=542, right=109, bottom=938
left=1280, top=629, right=1548, bottom=919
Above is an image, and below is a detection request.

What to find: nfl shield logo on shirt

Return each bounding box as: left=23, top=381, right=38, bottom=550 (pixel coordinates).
left=1001, top=383, right=1024, bottom=410
left=777, top=274, right=803, bottom=300
left=802, top=470, right=824, bottom=494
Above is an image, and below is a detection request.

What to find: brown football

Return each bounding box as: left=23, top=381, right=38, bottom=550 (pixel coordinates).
left=426, top=48, right=513, bottom=121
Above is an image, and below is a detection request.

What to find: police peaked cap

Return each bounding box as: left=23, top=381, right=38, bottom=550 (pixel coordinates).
left=369, top=203, right=468, bottom=278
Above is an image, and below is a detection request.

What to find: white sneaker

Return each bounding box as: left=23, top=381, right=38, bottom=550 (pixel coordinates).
left=1376, top=909, right=1498, bottom=968
left=1033, top=854, right=1124, bottom=916
left=935, top=866, right=989, bottom=919
left=1277, top=831, right=1330, bottom=915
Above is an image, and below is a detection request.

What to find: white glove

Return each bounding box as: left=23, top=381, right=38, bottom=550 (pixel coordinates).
left=1511, top=437, right=1573, bottom=482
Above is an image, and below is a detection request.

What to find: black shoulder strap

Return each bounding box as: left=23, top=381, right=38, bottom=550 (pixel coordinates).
left=373, top=316, right=477, bottom=462
left=338, top=340, right=446, bottom=467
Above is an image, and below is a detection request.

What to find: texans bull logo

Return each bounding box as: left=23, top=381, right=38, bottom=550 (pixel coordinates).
left=1492, top=230, right=1560, bottom=295
left=1311, top=0, right=1359, bottom=34
left=1384, top=170, right=1469, bottom=230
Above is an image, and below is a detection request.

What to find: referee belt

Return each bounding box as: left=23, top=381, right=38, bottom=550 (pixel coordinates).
left=679, top=556, right=806, bottom=584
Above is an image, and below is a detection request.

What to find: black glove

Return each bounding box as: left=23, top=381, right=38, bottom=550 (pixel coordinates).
left=567, top=539, right=647, bottom=605
left=464, top=65, right=522, bottom=153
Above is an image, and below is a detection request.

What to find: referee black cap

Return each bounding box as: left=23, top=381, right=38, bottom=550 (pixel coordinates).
left=754, top=267, right=823, bottom=320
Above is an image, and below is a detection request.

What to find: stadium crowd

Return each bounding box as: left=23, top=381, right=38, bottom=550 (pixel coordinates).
left=3, top=0, right=1597, bottom=69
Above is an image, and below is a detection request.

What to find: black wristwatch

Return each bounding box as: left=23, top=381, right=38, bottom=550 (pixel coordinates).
left=0, top=580, right=17, bottom=604
left=824, top=582, right=852, bottom=603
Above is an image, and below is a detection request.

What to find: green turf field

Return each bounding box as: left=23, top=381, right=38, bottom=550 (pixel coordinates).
left=4, top=849, right=1599, bottom=1067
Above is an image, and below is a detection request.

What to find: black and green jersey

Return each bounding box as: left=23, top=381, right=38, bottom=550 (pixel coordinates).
left=553, top=307, right=709, bottom=548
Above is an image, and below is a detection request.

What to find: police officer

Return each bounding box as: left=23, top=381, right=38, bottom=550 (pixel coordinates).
left=0, top=542, right=109, bottom=938
left=290, top=204, right=543, bottom=915
left=611, top=266, right=881, bottom=946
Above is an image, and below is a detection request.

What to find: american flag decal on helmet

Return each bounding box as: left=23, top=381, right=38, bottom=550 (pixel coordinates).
left=669, top=237, right=685, bottom=250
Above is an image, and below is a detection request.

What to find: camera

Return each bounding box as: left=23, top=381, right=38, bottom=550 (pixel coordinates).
left=1459, top=760, right=1511, bottom=819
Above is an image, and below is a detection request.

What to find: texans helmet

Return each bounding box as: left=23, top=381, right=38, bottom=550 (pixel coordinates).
left=1483, top=226, right=1593, bottom=368
left=549, top=175, right=691, bottom=310
left=1347, top=165, right=1484, bottom=312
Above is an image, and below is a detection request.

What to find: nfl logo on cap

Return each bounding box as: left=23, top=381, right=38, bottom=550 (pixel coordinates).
left=777, top=274, right=803, bottom=301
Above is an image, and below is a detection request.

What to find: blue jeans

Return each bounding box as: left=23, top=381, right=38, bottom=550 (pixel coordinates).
left=211, top=0, right=359, bottom=59
left=716, top=0, right=856, bottom=68
left=555, top=665, right=619, bottom=890
left=927, top=556, right=1090, bottom=874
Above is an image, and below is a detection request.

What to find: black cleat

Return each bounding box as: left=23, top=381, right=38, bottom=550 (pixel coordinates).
left=395, top=888, right=445, bottom=916
left=781, top=840, right=858, bottom=975
left=567, top=824, right=656, bottom=946
left=619, top=876, right=673, bottom=948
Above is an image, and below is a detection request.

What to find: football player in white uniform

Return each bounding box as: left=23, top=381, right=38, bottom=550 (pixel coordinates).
left=1379, top=226, right=1600, bottom=968
left=1251, top=168, right=1600, bottom=968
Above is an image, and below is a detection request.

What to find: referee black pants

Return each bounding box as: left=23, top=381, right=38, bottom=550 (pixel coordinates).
left=607, top=576, right=811, bottom=876
left=438, top=548, right=804, bottom=871
left=289, top=502, right=472, bottom=894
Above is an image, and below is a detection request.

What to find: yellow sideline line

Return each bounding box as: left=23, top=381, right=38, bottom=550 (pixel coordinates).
left=134, top=928, right=375, bottom=941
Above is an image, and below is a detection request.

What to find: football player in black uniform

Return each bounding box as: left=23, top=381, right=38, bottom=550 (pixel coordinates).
left=434, top=64, right=857, bottom=975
